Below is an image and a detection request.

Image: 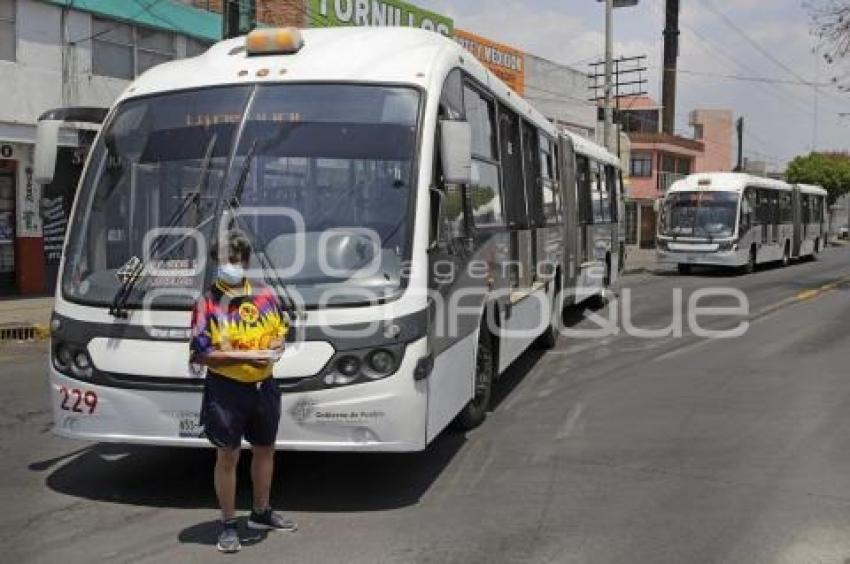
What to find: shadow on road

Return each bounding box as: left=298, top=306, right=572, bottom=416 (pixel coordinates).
left=178, top=519, right=270, bottom=548
left=35, top=433, right=468, bottom=514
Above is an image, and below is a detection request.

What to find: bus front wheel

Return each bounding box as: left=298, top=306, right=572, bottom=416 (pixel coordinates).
left=453, top=327, right=495, bottom=431
left=743, top=247, right=757, bottom=274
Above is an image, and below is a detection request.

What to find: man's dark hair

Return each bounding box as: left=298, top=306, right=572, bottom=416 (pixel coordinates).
left=210, top=230, right=252, bottom=263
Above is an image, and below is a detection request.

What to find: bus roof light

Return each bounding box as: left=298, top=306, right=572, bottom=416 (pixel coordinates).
left=246, top=28, right=304, bottom=56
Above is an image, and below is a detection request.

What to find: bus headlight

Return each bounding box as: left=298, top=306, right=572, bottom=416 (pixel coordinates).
left=321, top=344, right=405, bottom=388
left=72, top=351, right=94, bottom=379
left=54, top=344, right=73, bottom=371
left=718, top=241, right=735, bottom=251
left=52, top=342, right=94, bottom=379
left=366, top=349, right=397, bottom=379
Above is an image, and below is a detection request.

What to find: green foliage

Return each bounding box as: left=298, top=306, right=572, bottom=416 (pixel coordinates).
left=786, top=152, right=850, bottom=205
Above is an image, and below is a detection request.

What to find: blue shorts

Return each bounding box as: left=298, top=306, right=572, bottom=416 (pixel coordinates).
left=200, top=372, right=281, bottom=449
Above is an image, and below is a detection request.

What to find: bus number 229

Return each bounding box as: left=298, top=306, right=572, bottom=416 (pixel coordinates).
left=58, top=387, right=98, bottom=415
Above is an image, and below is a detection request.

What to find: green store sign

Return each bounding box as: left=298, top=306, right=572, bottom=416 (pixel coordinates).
left=309, top=0, right=453, bottom=36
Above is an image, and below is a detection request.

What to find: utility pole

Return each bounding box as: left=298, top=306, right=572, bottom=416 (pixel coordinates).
left=597, top=0, right=640, bottom=151
left=661, top=0, right=680, bottom=134
left=733, top=117, right=744, bottom=172
left=604, top=0, right=615, bottom=152
left=589, top=55, right=648, bottom=157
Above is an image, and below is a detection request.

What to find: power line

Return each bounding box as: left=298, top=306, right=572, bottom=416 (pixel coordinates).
left=647, top=0, right=821, bottom=117
left=696, top=0, right=848, bottom=107
left=658, top=67, right=832, bottom=87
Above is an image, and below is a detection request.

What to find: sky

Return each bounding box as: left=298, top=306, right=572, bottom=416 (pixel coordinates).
left=413, top=0, right=850, bottom=171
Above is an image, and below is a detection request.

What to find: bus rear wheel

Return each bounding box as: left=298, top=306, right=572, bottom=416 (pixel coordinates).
left=453, top=327, right=495, bottom=431
left=677, top=263, right=692, bottom=275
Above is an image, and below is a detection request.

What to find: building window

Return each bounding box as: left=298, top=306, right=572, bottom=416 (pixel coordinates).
left=136, top=27, right=174, bottom=73
left=0, top=0, right=15, bottom=62
left=185, top=37, right=211, bottom=57
left=92, top=17, right=175, bottom=79
left=630, top=154, right=652, bottom=177
left=92, top=18, right=134, bottom=79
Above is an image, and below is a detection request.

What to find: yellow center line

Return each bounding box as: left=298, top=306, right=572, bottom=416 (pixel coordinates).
left=794, top=274, right=850, bottom=302
left=795, top=289, right=820, bottom=301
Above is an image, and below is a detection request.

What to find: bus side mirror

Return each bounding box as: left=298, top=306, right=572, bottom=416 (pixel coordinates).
left=439, top=120, right=472, bottom=185
left=34, top=119, right=61, bottom=184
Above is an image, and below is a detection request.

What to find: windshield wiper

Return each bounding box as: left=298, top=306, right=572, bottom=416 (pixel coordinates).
left=109, top=134, right=218, bottom=318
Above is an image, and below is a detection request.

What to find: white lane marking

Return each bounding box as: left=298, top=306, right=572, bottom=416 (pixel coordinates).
left=556, top=403, right=584, bottom=440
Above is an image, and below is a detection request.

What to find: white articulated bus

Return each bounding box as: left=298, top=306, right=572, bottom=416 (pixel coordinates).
left=36, top=27, right=622, bottom=452
left=658, top=173, right=827, bottom=274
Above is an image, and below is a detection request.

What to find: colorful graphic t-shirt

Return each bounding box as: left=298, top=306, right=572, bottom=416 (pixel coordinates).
left=190, top=280, right=289, bottom=383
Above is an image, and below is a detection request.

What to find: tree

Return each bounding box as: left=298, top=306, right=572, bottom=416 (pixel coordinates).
left=786, top=152, right=850, bottom=206
left=807, top=1, right=850, bottom=62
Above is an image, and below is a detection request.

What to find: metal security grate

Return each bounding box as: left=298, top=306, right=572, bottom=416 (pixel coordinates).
left=0, top=325, right=40, bottom=342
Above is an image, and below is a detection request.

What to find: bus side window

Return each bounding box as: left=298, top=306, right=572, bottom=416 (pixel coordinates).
left=576, top=155, right=591, bottom=224
left=498, top=105, right=526, bottom=229
left=740, top=192, right=752, bottom=234
left=605, top=164, right=618, bottom=223
left=521, top=120, right=543, bottom=228
left=539, top=135, right=560, bottom=225
left=435, top=68, right=469, bottom=246
left=742, top=188, right=756, bottom=232
left=463, top=83, right=503, bottom=229
left=801, top=195, right=810, bottom=224
left=781, top=193, right=792, bottom=223
left=591, top=161, right=609, bottom=223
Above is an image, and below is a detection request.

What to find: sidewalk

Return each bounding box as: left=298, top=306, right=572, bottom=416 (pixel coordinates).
left=0, top=297, right=53, bottom=340
left=624, top=245, right=660, bottom=275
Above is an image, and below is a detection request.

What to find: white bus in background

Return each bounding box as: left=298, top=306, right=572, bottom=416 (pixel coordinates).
left=658, top=173, right=828, bottom=274
left=34, top=26, right=621, bottom=452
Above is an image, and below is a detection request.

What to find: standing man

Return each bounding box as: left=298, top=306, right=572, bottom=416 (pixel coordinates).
left=191, top=230, right=297, bottom=554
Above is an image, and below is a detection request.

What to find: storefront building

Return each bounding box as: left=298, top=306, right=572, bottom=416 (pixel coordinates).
left=0, top=0, right=219, bottom=295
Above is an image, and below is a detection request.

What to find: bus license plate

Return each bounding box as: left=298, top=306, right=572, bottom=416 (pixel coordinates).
left=178, top=412, right=203, bottom=438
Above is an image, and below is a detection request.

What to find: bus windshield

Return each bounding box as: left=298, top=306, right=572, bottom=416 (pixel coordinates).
left=661, top=191, right=739, bottom=238
left=61, top=84, right=421, bottom=309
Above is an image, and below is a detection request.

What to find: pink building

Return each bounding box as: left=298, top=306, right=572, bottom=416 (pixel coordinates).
left=627, top=132, right=704, bottom=247
left=616, top=97, right=733, bottom=247
left=691, top=109, right=733, bottom=173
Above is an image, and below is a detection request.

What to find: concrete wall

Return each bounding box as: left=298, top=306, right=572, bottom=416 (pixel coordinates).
left=524, top=53, right=595, bottom=138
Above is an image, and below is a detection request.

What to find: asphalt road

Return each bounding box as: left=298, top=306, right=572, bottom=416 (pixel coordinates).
left=3, top=246, right=850, bottom=564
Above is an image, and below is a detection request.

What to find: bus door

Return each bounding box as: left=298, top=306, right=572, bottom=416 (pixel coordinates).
left=791, top=186, right=802, bottom=256
left=499, top=106, right=533, bottom=296
left=558, top=135, right=579, bottom=293
left=520, top=120, right=544, bottom=288
left=771, top=192, right=780, bottom=246
left=575, top=155, right=594, bottom=268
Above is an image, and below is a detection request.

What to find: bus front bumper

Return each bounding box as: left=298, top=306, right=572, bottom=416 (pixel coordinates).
left=50, top=338, right=429, bottom=452
left=657, top=249, right=746, bottom=267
